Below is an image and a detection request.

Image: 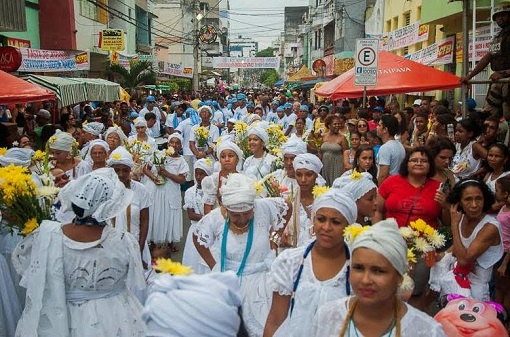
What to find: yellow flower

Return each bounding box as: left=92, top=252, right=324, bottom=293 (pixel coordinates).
left=254, top=181, right=264, bottom=196
left=142, top=143, right=151, bottom=150
left=112, top=153, right=122, bottom=160
left=204, top=158, right=212, bottom=166
left=351, top=169, right=362, bottom=181
left=234, top=121, right=248, bottom=134
left=153, top=258, right=193, bottom=275
left=343, top=224, right=370, bottom=243
left=165, top=147, right=175, bottom=156
left=409, top=218, right=427, bottom=232
left=312, top=185, right=330, bottom=199
left=22, top=218, right=39, bottom=236
left=48, top=135, right=57, bottom=144
left=0, top=147, right=7, bottom=156
left=407, top=248, right=417, bottom=264
left=82, top=120, right=88, bottom=125
left=32, top=150, right=46, bottom=162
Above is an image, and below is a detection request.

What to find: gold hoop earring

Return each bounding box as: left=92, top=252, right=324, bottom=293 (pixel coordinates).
left=309, top=224, right=316, bottom=236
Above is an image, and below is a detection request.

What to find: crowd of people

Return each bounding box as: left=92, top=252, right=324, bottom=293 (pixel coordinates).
left=0, top=81, right=510, bottom=336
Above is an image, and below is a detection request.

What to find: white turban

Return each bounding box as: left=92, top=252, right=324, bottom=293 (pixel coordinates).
left=282, top=134, right=307, bottom=156
left=134, top=117, right=147, bottom=128
left=246, top=114, right=262, bottom=125
left=216, top=141, right=243, bottom=161
left=84, top=139, right=110, bottom=164
left=0, top=148, right=35, bottom=167
left=194, top=158, right=214, bottom=176
left=105, top=126, right=127, bottom=143
left=332, top=172, right=377, bottom=201
left=351, top=218, right=408, bottom=276
left=143, top=272, right=242, bottom=337
left=49, top=129, right=76, bottom=152
left=107, top=146, right=134, bottom=168
left=247, top=123, right=269, bottom=144
left=58, top=167, right=133, bottom=222
left=82, top=122, right=104, bottom=136
left=168, top=132, right=184, bottom=144
left=312, top=188, right=357, bottom=225
left=220, top=173, right=257, bottom=212
left=293, top=153, right=323, bottom=174
left=199, top=105, right=213, bottom=115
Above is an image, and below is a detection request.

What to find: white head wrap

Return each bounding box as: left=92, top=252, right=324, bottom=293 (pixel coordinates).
left=107, top=146, right=134, bottom=168
left=0, top=148, right=35, bottom=167
left=58, top=167, right=133, bottom=222
left=82, top=122, right=104, bottom=136
left=198, top=105, right=213, bottom=115
left=142, top=271, right=242, bottom=337
left=293, top=153, right=323, bottom=174
left=247, top=123, right=269, bottom=144
left=194, top=158, right=214, bottom=176
left=351, top=218, right=408, bottom=276
left=84, top=139, right=110, bottom=164
left=105, top=126, right=127, bottom=143
left=332, top=172, right=377, bottom=201
left=246, top=114, right=262, bottom=125
left=134, top=117, right=148, bottom=128
left=281, top=134, right=307, bottom=156
left=216, top=141, right=243, bottom=162
left=312, top=188, right=357, bottom=225
left=168, top=132, right=184, bottom=144
left=220, top=173, right=257, bottom=212
left=49, top=129, right=76, bottom=152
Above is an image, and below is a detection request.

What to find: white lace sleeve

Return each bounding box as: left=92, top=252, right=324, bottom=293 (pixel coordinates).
left=270, top=247, right=303, bottom=296
left=122, top=230, right=146, bottom=291
left=256, top=197, right=289, bottom=231
left=194, top=210, right=223, bottom=248
left=183, top=187, right=195, bottom=210
left=11, top=228, right=39, bottom=280
left=201, top=173, right=219, bottom=206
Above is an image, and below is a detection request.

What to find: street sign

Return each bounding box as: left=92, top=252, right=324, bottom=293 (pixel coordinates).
left=355, top=39, right=379, bottom=86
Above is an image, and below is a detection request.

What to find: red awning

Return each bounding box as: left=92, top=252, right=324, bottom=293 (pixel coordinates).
left=315, top=51, right=461, bottom=99
left=0, top=70, right=56, bottom=105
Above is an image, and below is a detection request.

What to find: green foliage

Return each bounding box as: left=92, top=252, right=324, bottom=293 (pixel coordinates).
left=106, top=60, right=156, bottom=93
left=260, top=69, right=280, bottom=88
left=256, top=47, right=276, bottom=57
left=161, top=78, right=192, bottom=92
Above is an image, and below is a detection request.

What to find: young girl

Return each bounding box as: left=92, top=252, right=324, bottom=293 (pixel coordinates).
left=495, top=177, right=510, bottom=319
left=146, top=133, right=188, bottom=252
left=182, top=158, right=214, bottom=274
left=343, top=131, right=361, bottom=172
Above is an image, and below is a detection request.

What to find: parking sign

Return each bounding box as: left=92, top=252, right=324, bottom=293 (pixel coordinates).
left=355, top=39, right=379, bottom=86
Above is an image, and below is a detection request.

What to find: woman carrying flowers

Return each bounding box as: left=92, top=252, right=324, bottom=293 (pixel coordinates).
left=189, top=106, right=219, bottom=161
left=48, top=130, right=91, bottom=180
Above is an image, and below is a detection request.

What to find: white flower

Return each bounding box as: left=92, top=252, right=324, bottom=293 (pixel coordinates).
left=37, top=186, right=60, bottom=197
left=414, top=237, right=433, bottom=253
left=399, top=226, right=416, bottom=239
left=400, top=273, right=414, bottom=291
left=429, top=232, right=446, bottom=249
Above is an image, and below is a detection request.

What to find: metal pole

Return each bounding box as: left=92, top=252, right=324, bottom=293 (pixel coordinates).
left=461, top=0, right=470, bottom=118
left=363, top=86, right=367, bottom=108
left=192, top=1, right=199, bottom=91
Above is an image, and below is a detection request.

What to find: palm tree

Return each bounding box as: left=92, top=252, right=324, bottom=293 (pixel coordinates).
left=106, top=60, right=156, bottom=93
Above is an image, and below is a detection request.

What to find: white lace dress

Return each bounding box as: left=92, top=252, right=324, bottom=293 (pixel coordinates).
left=194, top=198, right=288, bottom=337
left=11, top=220, right=146, bottom=337
left=312, top=297, right=447, bottom=337
left=271, top=245, right=349, bottom=337
left=0, top=253, right=21, bottom=337
left=145, top=156, right=189, bottom=243
left=243, top=153, right=276, bottom=179
left=182, top=185, right=209, bottom=274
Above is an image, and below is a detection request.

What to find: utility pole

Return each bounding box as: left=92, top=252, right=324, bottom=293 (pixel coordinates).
left=192, top=0, right=200, bottom=91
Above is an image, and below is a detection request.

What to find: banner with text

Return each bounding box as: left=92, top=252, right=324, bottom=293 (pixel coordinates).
left=17, top=48, right=90, bottom=72
left=159, top=62, right=193, bottom=78
left=382, top=21, right=429, bottom=51
left=212, top=57, right=280, bottom=69
left=406, top=35, right=455, bottom=65
left=456, top=25, right=500, bottom=63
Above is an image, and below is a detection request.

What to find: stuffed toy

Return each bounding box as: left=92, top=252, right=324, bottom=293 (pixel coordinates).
left=434, top=294, right=508, bottom=337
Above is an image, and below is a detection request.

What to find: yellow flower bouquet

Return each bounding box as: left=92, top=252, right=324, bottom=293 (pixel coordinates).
left=195, top=126, right=210, bottom=149
left=0, top=164, right=53, bottom=236
left=153, top=258, right=193, bottom=275
left=233, top=121, right=251, bottom=158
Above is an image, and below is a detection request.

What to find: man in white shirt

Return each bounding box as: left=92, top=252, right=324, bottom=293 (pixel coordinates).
left=139, top=96, right=166, bottom=138
left=376, top=114, right=406, bottom=185
left=233, top=93, right=248, bottom=121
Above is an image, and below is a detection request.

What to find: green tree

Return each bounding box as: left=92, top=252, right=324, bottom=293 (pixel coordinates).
left=256, top=47, right=276, bottom=57
left=106, top=60, right=156, bottom=93
left=260, top=69, right=280, bottom=88
left=162, top=78, right=192, bottom=92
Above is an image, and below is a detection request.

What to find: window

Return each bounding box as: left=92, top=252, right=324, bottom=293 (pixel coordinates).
left=79, top=0, right=107, bottom=24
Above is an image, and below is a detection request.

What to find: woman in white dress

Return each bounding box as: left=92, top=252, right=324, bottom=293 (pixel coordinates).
left=243, top=123, right=276, bottom=179
left=108, top=146, right=152, bottom=267
left=0, top=252, right=21, bottom=337
left=194, top=173, right=290, bottom=337
left=312, top=219, right=446, bottom=337
left=264, top=188, right=357, bottom=337
left=202, top=141, right=244, bottom=215
left=12, top=168, right=146, bottom=337
left=127, top=117, right=157, bottom=149
left=333, top=171, right=377, bottom=225
left=105, top=126, right=127, bottom=154
left=182, top=158, right=215, bottom=274
left=49, top=130, right=91, bottom=180
left=84, top=139, right=110, bottom=170
left=145, top=133, right=188, bottom=247
left=284, top=153, right=323, bottom=248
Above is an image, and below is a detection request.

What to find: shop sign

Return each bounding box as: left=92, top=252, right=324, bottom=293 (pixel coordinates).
left=0, top=46, right=22, bottom=72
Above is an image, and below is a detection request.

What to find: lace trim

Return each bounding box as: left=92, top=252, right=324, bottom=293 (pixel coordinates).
left=273, top=198, right=290, bottom=231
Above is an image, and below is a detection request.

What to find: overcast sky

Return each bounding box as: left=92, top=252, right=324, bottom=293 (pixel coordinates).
left=228, top=0, right=309, bottom=50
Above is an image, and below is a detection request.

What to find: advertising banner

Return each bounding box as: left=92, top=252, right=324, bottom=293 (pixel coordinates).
left=212, top=57, right=280, bottom=69
left=159, top=62, right=193, bottom=78
left=381, top=21, right=429, bottom=51
left=17, top=48, right=90, bottom=72
left=99, top=29, right=125, bottom=51
left=406, top=35, right=455, bottom=65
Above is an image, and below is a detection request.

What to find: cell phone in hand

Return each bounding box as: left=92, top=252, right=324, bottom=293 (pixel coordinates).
left=439, top=180, right=451, bottom=194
